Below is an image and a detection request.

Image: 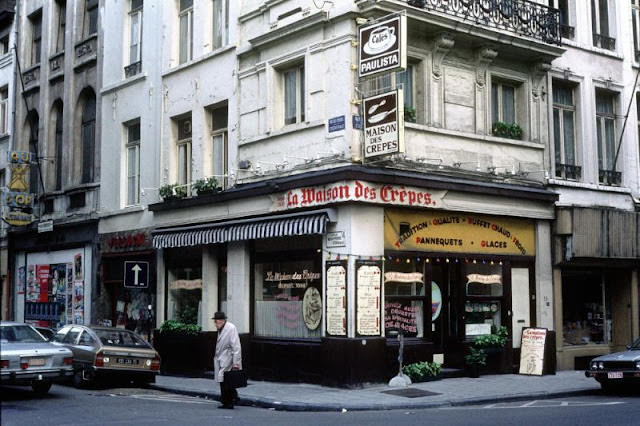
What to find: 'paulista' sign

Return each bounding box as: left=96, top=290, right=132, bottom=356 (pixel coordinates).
left=358, top=14, right=406, bottom=77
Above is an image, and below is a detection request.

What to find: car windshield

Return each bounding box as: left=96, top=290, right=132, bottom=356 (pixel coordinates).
left=631, top=338, right=640, bottom=350
left=0, top=325, right=47, bottom=343
left=94, top=329, right=150, bottom=348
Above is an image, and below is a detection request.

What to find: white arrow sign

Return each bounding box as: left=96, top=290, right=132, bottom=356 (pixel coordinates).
left=124, top=261, right=149, bottom=288
left=132, top=264, right=142, bottom=286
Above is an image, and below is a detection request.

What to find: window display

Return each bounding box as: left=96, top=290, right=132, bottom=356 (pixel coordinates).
left=562, top=270, right=611, bottom=345
left=384, top=260, right=426, bottom=338
left=463, top=262, right=503, bottom=338
left=166, top=247, right=202, bottom=326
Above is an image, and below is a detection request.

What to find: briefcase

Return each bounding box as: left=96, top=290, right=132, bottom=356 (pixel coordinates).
left=224, top=369, right=248, bottom=388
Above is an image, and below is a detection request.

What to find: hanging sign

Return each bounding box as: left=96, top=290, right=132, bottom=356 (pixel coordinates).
left=355, top=259, right=382, bottom=336
left=358, top=14, right=406, bottom=77
left=363, top=89, right=404, bottom=158
left=519, top=327, right=548, bottom=376
left=325, top=260, right=347, bottom=337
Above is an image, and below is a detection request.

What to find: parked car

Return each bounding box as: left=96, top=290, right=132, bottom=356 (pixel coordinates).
left=0, top=321, right=74, bottom=394
left=53, top=325, right=160, bottom=387
left=34, top=326, right=55, bottom=341
left=585, top=337, right=640, bottom=390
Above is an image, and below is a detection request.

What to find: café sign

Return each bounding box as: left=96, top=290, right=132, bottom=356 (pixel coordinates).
left=358, top=14, right=406, bottom=77
left=272, top=180, right=445, bottom=211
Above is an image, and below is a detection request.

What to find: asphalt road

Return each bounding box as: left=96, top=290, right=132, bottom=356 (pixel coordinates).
left=1, top=383, right=638, bottom=426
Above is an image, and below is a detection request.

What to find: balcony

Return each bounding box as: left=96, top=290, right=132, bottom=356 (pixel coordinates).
left=599, top=169, right=621, bottom=186
left=592, top=33, right=615, bottom=51
left=124, top=61, right=142, bottom=78
left=406, top=0, right=561, bottom=46
left=555, top=163, right=581, bottom=180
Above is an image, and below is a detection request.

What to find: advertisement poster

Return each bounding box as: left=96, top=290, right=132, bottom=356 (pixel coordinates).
left=26, top=265, right=38, bottom=301
left=17, top=266, right=25, bottom=294
left=325, top=260, right=347, bottom=337
left=36, top=265, right=50, bottom=302
left=74, top=253, right=83, bottom=280
left=355, top=260, right=382, bottom=336
left=50, top=263, right=67, bottom=326
left=73, top=280, right=84, bottom=324
left=519, top=327, right=548, bottom=376
left=66, top=263, right=73, bottom=324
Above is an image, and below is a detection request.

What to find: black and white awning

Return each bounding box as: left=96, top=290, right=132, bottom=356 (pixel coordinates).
left=152, top=209, right=334, bottom=249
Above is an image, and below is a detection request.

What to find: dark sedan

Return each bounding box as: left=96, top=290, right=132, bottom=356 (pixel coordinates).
left=53, top=325, right=160, bottom=387
left=585, top=338, right=640, bottom=390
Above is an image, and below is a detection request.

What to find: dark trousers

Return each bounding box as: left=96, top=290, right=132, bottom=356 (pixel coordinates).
left=220, top=381, right=237, bottom=407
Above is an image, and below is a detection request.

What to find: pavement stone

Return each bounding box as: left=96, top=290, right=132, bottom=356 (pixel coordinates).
left=149, top=370, right=601, bottom=411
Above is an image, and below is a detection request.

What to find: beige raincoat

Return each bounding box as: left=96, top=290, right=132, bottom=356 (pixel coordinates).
left=214, top=321, right=242, bottom=383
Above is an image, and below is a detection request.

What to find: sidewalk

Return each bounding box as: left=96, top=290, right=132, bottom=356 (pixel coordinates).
left=149, top=370, right=601, bottom=411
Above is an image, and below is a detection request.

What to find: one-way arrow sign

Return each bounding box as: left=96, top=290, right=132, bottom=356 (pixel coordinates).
left=124, top=261, right=149, bottom=288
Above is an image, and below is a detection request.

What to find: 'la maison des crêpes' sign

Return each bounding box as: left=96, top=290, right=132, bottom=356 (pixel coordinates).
left=355, top=260, right=382, bottom=336
left=363, top=90, right=404, bottom=158
left=358, top=14, right=407, bottom=77
left=325, top=260, right=348, bottom=337
left=271, top=180, right=446, bottom=211
left=384, top=209, right=535, bottom=256
left=519, top=327, right=548, bottom=376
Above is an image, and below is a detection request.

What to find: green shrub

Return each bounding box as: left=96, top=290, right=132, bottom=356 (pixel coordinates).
left=159, top=320, right=201, bottom=336
left=402, top=361, right=441, bottom=382
left=404, top=106, right=417, bottom=123
left=492, top=121, right=523, bottom=140
left=193, top=176, right=219, bottom=195
left=159, top=183, right=187, bottom=200
left=464, top=346, right=487, bottom=366
left=472, top=326, right=508, bottom=348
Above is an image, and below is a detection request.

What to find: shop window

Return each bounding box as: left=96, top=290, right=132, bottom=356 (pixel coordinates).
left=384, top=259, right=427, bottom=338
left=463, top=263, right=503, bottom=339
left=562, top=271, right=611, bottom=346
left=167, top=248, right=202, bottom=326
left=254, top=259, right=322, bottom=338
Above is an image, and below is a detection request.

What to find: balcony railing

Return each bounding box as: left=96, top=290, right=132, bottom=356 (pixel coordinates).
left=406, top=0, right=561, bottom=45
left=555, top=163, right=581, bottom=180
left=599, top=169, right=621, bottom=186
left=560, top=24, right=574, bottom=40
left=592, top=33, right=615, bottom=51
left=124, top=61, right=142, bottom=78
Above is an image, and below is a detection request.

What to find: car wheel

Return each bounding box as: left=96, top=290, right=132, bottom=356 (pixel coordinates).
left=31, top=381, right=52, bottom=395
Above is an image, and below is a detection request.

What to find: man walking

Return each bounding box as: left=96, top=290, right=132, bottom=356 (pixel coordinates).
left=213, top=311, right=242, bottom=409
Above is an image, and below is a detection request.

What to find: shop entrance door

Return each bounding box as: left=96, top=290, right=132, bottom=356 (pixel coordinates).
left=429, top=261, right=464, bottom=368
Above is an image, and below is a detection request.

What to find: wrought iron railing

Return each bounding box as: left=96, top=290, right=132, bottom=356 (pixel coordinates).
left=555, top=163, right=581, bottom=180
left=592, top=33, right=615, bottom=51
left=406, top=0, right=561, bottom=45
left=599, top=169, right=621, bottom=186
left=124, top=61, right=142, bottom=78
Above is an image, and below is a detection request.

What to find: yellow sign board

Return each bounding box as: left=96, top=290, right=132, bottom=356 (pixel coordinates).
left=2, top=211, right=35, bottom=226
left=384, top=209, right=535, bottom=256
left=8, top=164, right=29, bottom=192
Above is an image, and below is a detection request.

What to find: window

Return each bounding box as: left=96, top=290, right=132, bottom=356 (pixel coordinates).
left=212, top=0, right=229, bottom=50
left=283, top=65, right=305, bottom=125
left=462, top=263, right=504, bottom=339
left=81, top=95, right=96, bottom=184
left=27, top=111, right=40, bottom=194
left=637, top=93, right=640, bottom=171
left=126, top=121, right=141, bottom=206
left=0, top=87, right=8, bottom=135
left=362, top=65, right=417, bottom=122
left=591, top=0, right=615, bottom=50
left=548, top=0, right=573, bottom=39
left=129, top=0, right=143, bottom=66
left=167, top=248, right=202, bottom=326
left=553, top=83, right=579, bottom=179
left=84, top=0, right=99, bottom=38
left=55, top=0, right=66, bottom=53
left=176, top=116, right=192, bottom=192
left=634, top=1, right=640, bottom=60
left=384, top=259, right=427, bottom=338
left=179, top=0, right=193, bottom=64
left=62, top=327, right=81, bottom=344
left=491, top=79, right=520, bottom=136
left=562, top=270, right=611, bottom=346
left=595, top=90, right=618, bottom=184
left=53, top=102, right=64, bottom=190
left=78, top=331, right=96, bottom=346
left=0, top=34, right=9, bottom=55
left=30, top=12, right=42, bottom=66
left=210, top=104, right=227, bottom=189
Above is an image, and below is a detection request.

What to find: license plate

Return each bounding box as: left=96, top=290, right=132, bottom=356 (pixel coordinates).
left=116, top=358, right=139, bottom=365
left=607, top=372, right=623, bottom=379
left=28, top=358, right=45, bottom=366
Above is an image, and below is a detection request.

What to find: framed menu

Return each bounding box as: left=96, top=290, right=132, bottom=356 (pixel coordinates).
left=325, top=260, right=348, bottom=337
left=355, top=260, right=382, bottom=336
left=519, top=327, right=548, bottom=376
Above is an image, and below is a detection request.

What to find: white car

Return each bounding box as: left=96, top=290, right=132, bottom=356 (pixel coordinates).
left=0, top=321, right=74, bottom=394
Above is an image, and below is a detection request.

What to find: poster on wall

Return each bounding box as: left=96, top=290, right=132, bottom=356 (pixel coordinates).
left=50, top=263, right=67, bottom=327
left=325, top=260, right=348, bottom=337
left=355, top=259, right=382, bottom=336
left=73, top=280, right=84, bottom=324
left=519, top=327, right=548, bottom=376
left=17, top=266, right=25, bottom=294
left=66, top=263, right=73, bottom=324
left=26, top=265, right=37, bottom=301
left=74, top=253, right=83, bottom=280
left=36, top=265, right=50, bottom=302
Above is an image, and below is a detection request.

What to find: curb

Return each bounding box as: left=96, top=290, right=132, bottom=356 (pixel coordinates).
left=149, top=384, right=599, bottom=412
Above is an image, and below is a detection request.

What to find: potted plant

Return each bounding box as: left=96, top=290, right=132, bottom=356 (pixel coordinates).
left=472, top=325, right=508, bottom=353
left=464, top=346, right=487, bottom=378
left=402, top=360, right=442, bottom=382
left=491, top=121, right=523, bottom=140
left=159, top=183, right=187, bottom=201
left=193, top=176, right=220, bottom=196
left=404, top=106, right=417, bottom=123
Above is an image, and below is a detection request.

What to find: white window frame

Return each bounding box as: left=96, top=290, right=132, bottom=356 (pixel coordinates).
left=176, top=117, right=192, bottom=194
left=283, top=65, right=305, bottom=126
left=129, top=0, right=143, bottom=65
left=179, top=0, right=193, bottom=64
left=491, top=80, right=518, bottom=125
left=552, top=83, right=577, bottom=178
left=595, top=91, right=617, bottom=173
left=0, top=87, right=8, bottom=135
left=212, top=0, right=229, bottom=50
left=126, top=122, right=141, bottom=206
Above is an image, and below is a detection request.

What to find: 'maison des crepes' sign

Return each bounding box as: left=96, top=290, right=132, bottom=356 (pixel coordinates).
left=271, top=180, right=446, bottom=211
left=384, top=209, right=536, bottom=256
left=363, top=90, right=404, bottom=158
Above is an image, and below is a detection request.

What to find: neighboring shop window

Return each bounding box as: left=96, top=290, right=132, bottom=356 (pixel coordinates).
left=562, top=270, right=611, bottom=345
left=254, top=259, right=322, bottom=338
left=384, top=259, right=426, bottom=338
left=463, top=262, right=503, bottom=339
left=166, top=248, right=202, bottom=326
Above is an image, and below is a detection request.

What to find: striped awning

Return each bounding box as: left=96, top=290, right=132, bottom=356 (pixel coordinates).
left=152, top=210, right=333, bottom=249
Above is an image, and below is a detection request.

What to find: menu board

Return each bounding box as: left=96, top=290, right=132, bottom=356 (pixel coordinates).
left=325, top=260, right=347, bottom=336
left=355, top=260, right=382, bottom=336
left=519, top=327, right=547, bottom=376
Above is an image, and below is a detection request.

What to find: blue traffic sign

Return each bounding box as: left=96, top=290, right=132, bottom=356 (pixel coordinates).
left=124, top=261, right=149, bottom=288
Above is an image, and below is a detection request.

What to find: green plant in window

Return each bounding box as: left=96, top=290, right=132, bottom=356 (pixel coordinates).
left=472, top=325, right=509, bottom=348
left=159, top=320, right=201, bottom=335
left=404, top=106, right=417, bottom=123
left=492, top=121, right=523, bottom=140
left=193, top=176, right=219, bottom=195
left=159, top=183, right=187, bottom=201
